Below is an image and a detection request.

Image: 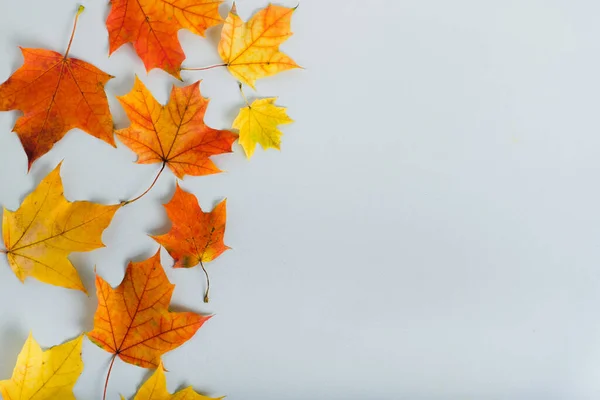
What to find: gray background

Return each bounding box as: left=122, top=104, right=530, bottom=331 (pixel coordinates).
left=0, top=0, right=599, bottom=399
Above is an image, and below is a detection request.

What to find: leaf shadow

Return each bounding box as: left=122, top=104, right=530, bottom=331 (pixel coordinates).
left=129, top=247, right=161, bottom=264
left=4, top=35, right=44, bottom=71
left=107, top=71, right=137, bottom=130
left=168, top=300, right=211, bottom=317
left=70, top=253, right=100, bottom=331
left=0, top=326, right=26, bottom=378
left=225, top=101, right=243, bottom=127
left=159, top=176, right=177, bottom=205
left=205, top=23, right=224, bottom=51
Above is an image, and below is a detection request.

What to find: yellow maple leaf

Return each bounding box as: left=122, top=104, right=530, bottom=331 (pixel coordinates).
left=233, top=97, right=293, bottom=158
left=123, top=363, right=223, bottom=400
left=1, top=164, right=119, bottom=292
left=0, top=334, right=84, bottom=400
left=218, top=3, right=300, bottom=88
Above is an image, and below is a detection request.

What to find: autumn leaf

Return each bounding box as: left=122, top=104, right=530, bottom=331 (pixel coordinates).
left=107, top=0, right=223, bottom=78
left=152, top=184, right=229, bottom=302
left=124, top=362, right=223, bottom=400
left=0, top=6, right=115, bottom=170
left=0, top=334, right=83, bottom=400
left=218, top=3, right=300, bottom=89
left=116, top=77, right=237, bottom=180
left=1, top=163, right=119, bottom=291
left=87, top=251, right=211, bottom=396
left=233, top=96, right=293, bottom=158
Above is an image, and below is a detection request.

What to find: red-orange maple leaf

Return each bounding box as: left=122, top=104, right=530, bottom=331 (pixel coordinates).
left=107, top=0, right=223, bottom=78
left=87, top=251, right=210, bottom=369
left=88, top=251, right=211, bottom=398
left=0, top=7, right=115, bottom=170
left=117, top=77, right=237, bottom=179
left=153, top=184, right=229, bottom=302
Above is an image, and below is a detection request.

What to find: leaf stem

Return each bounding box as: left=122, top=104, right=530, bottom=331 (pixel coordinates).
left=121, top=162, right=167, bottom=206
left=103, top=354, right=117, bottom=400
left=0, top=249, right=6, bottom=254
left=239, top=82, right=250, bottom=107
left=65, top=5, right=85, bottom=59
left=181, top=63, right=227, bottom=71
left=200, top=260, right=210, bottom=303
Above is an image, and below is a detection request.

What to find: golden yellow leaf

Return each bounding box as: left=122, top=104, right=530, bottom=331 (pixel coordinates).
left=233, top=97, right=293, bottom=158
left=218, top=4, right=300, bottom=88
left=0, top=334, right=84, bottom=400
left=2, top=164, right=119, bottom=292
left=126, top=363, right=222, bottom=400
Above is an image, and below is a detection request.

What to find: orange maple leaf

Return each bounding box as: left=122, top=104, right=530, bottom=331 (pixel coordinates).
left=107, top=0, right=223, bottom=78
left=87, top=251, right=211, bottom=396
left=117, top=77, right=237, bottom=180
left=153, top=184, right=229, bottom=302
left=0, top=6, right=115, bottom=170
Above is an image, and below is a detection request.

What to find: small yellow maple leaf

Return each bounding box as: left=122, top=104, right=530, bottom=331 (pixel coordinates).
left=218, top=3, right=300, bottom=88
left=124, top=363, right=223, bottom=400
left=2, top=164, right=119, bottom=291
left=233, top=97, right=293, bottom=158
left=0, top=334, right=84, bottom=400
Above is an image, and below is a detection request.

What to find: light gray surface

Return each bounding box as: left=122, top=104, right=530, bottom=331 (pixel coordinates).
left=0, top=0, right=599, bottom=399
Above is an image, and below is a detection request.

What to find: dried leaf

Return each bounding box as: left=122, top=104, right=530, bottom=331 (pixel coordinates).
left=233, top=97, right=293, bottom=158
left=117, top=77, right=237, bottom=179
left=153, top=184, right=229, bottom=267
left=87, top=251, right=210, bottom=369
left=0, top=334, right=84, bottom=400
left=0, top=7, right=115, bottom=169
left=2, top=164, right=119, bottom=291
left=152, top=184, right=228, bottom=302
left=107, top=0, right=223, bottom=78
left=218, top=4, right=300, bottom=88
left=125, top=363, right=223, bottom=400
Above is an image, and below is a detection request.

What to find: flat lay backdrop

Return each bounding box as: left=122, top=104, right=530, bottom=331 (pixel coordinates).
left=2, top=0, right=600, bottom=399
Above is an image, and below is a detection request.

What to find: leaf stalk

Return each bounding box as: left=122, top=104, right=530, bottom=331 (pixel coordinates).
left=239, top=82, right=250, bottom=107
left=103, top=354, right=117, bottom=400
left=65, top=5, right=85, bottom=59
left=181, top=63, right=227, bottom=71
left=200, top=260, right=211, bottom=303
left=121, top=162, right=167, bottom=206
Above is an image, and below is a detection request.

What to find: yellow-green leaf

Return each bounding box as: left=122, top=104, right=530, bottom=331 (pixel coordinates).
left=233, top=98, right=293, bottom=158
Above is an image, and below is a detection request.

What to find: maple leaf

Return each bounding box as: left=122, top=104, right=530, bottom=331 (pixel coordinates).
left=107, top=0, right=223, bottom=78
left=152, top=184, right=229, bottom=302
left=0, top=6, right=115, bottom=170
left=1, top=164, right=119, bottom=292
left=233, top=96, right=293, bottom=158
left=87, top=251, right=210, bottom=377
left=0, top=334, right=83, bottom=400
left=123, top=362, right=223, bottom=400
left=116, top=77, right=237, bottom=180
left=218, top=3, right=300, bottom=89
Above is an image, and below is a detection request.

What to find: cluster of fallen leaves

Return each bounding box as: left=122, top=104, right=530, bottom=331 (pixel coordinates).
left=0, top=0, right=300, bottom=398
